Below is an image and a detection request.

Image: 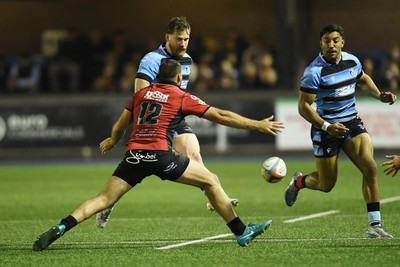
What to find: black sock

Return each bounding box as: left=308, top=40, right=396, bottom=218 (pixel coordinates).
left=367, top=202, right=380, bottom=212
left=60, top=215, right=78, bottom=232
left=227, top=217, right=247, bottom=236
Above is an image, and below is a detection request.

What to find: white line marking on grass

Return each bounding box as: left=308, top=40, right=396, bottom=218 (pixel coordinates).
left=381, top=196, right=400, bottom=204
left=155, top=233, right=232, bottom=250
left=283, top=210, right=340, bottom=223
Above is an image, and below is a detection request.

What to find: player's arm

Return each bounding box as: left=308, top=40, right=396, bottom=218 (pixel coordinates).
left=134, top=78, right=150, bottom=93
left=298, top=91, right=348, bottom=138
left=357, top=72, right=396, bottom=104
left=202, top=107, right=284, bottom=135
left=100, top=109, right=132, bottom=154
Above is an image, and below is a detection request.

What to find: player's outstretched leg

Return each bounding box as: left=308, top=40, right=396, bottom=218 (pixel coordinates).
left=236, top=220, right=272, bottom=247
left=207, top=198, right=240, bottom=212
left=32, top=224, right=65, bottom=251
left=96, top=204, right=115, bottom=228
left=284, top=172, right=303, bottom=206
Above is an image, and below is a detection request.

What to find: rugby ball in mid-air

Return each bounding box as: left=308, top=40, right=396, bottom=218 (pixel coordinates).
left=261, top=157, right=287, bottom=183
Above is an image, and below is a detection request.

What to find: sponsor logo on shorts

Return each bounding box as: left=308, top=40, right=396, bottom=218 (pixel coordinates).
left=126, top=151, right=158, bottom=164
left=163, top=162, right=177, bottom=173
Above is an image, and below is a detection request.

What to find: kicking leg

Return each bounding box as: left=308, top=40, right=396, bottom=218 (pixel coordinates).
left=175, top=160, right=271, bottom=246
left=174, top=133, right=239, bottom=211
left=33, top=176, right=132, bottom=251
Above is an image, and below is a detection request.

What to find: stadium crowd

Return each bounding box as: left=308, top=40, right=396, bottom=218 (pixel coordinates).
left=0, top=27, right=398, bottom=94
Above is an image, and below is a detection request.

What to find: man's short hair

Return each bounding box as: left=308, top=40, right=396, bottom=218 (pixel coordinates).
left=320, top=24, right=345, bottom=39
left=158, top=59, right=181, bottom=80
left=166, top=16, right=191, bottom=34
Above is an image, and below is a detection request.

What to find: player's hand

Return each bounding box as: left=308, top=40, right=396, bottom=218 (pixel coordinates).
left=380, top=92, right=397, bottom=105
left=259, top=115, right=285, bottom=135
left=326, top=122, right=349, bottom=138
left=99, top=137, right=116, bottom=154
left=382, top=155, right=400, bottom=176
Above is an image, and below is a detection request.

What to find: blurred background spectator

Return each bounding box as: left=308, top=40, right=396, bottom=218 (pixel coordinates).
left=47, top=27, right=85, bottom=93
left=381, top=43, right=400, bottom=92
left=0, top=54, right=10, bottom=93
left=0, top=1, right=399, bottom=95
left=5, top=53, right=43, bottom=93
left=0, top=25, right=398, bottom=95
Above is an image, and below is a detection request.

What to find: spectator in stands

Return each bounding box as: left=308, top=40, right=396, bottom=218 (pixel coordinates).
left=47, top=27, right=86, bottom=92
left=239, top=61, right=259, bottom=88
left=381, top=42, right=400, bottom=91
left=223, top=26, right=248, bottom=69
left=257, top=52, right=278, bottom=88
left=91, top=51, right=118, bottom=92
left=192, top=52, right=216, bottom=92
left=6, top=53, right=43, bottom=93
left=218, top=56, right=239, bottom=90
left=383, top=61, right=399, bottom=92
left=0, top=54, right=10, bottom=93
left=82, top=29, right=110, bottom=89
left=362, top=58, right=375, bottom=78
left=241, top=35, right=265, bottom=68
left=119, top=61, right=136, bottom=93
left=107, top=29, right=134, bottom=84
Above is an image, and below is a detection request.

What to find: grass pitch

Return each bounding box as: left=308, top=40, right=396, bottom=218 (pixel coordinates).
left=1, top=158, right=400, bottom=266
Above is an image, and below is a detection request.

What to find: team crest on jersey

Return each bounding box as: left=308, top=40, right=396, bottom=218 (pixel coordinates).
left=190, top=95, right=206, bottom=105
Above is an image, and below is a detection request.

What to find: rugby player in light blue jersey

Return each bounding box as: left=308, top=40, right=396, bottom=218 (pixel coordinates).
left=96, top=16, right=238, bottom=228
left=284, top=24, right=396, bottom=238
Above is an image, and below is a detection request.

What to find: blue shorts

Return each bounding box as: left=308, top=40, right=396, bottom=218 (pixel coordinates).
left=173, top=120, right=194, bottom=137
left=113, top=149, right=190, bottom=187
left=311, top=117, right=368, bottom=158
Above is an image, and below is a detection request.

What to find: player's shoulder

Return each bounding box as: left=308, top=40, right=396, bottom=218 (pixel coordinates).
left=341, top=51, right=358, bottom=60
left=341, top=51, right=361, bottom=65
left=141, top=48, right=165, bottom=63
left=304, top=56, right=324, bottom=77
left=182, top=52, right=192, bottom=59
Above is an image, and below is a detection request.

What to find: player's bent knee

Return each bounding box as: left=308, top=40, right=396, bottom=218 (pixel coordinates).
left=188, top=151, right=203, bottom=164
left=361, top=161, right=377, bottom=177
left=318, top=180, right=335, bottom=192
left=201, top=173, right=221, bottom=190
left=320, top=186, right=334, bottom=193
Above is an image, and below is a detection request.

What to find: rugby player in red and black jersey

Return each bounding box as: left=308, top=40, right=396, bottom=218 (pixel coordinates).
left=32, top=59, right=284, bottom=251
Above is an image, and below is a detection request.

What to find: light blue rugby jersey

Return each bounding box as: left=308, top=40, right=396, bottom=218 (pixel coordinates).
left=300, top=52, right=363, bottom=123
left=136, top=44, right=192, bottom=90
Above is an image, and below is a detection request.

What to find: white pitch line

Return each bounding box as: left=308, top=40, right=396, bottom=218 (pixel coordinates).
left=155, top=233, right=232, bottom=250
left=283, top=210, right=340, bottom=223
left=381, top=196, right=400, bottom=204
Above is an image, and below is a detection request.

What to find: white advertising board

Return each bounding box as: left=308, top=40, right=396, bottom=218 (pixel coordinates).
left=276, top=97, right=400, bottom=150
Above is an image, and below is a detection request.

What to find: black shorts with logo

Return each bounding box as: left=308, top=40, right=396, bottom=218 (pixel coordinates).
left=311, top=117, right=368, bottom=158
left=113, top=149, right=190, bottom=187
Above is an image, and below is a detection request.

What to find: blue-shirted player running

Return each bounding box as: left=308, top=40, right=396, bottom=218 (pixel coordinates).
left=96, top=16, right=239, bottom=228
left=284, top=24, right=396, bottom=238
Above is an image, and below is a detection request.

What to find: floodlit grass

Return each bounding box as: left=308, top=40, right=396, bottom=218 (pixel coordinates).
left=1, top=159, right=400, bottom=266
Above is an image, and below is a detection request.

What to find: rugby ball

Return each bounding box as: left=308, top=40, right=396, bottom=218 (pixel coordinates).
left=261, top=157, right=287, bottom=183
